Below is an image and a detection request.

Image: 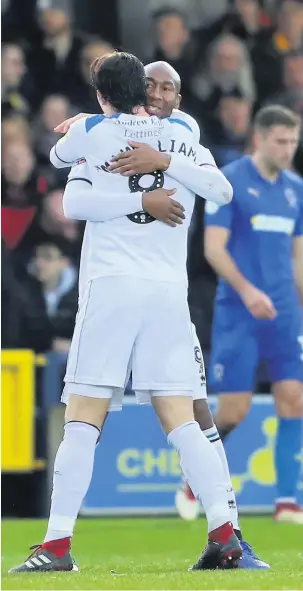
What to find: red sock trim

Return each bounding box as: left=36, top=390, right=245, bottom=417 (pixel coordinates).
left=209, top=522, right=234, bottom=545
left=41, top=537, right=71, bottom=558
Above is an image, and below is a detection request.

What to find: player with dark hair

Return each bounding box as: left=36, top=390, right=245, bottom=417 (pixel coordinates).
left=51, top=60, right=269, bottom=569
left=205, top=104, right=303, bottom=523
left=90, top=51, right=148, bottom=114
left=9, top=54, right=242, bottom=574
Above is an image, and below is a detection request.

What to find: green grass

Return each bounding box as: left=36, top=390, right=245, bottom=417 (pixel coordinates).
left=2, top=517, right=303, bottom=590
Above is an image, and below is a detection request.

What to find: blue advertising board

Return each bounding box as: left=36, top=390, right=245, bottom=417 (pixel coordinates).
left=81, top=396, right=303, bottom=515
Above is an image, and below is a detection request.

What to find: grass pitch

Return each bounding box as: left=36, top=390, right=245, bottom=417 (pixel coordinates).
left=2, top=516, right=303, bottom=590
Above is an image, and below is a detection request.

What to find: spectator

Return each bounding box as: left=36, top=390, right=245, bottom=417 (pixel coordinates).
left=206, top=90, right=253, bottom=167
left=22, top=238, right=78, bottom=353
left=28, top=8, right=85, bottom=101
left=270, top=51, right=303, bottom=115
left=18, top=189, right=84, bottom=269
left=2, top=115, right=31, bottom=145
left=272, top=0, right=303, bottom=54
left=267, top=50, right=303, bottom=174
left=150, top=0, right=228, bottom=30
left=152, top=9, right=198, bottom=108
left=1, top=141, right=56, bottom=275
left=227, top=0, right=273, bottom=44
left=2, top=141, right=52, bottom=209
left=191, top=34, right=255, bottom=122
left=33, top=94, right=72, bottom=174
left=1, top=239, right=24, bottom=349
left=1, top=44, right=32, bottom=118
left=251, top=0, right=303, bottom=104
left=67, top=39, right=113, bottom=110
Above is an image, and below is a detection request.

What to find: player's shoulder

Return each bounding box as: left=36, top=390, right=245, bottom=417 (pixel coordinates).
left=84, top=113, right=114, bottom=133
left=282, top=169, right=303, bottom=190
left=221, top=156, right=247, bottom=177
left=170, top=109, right=200, bottom=138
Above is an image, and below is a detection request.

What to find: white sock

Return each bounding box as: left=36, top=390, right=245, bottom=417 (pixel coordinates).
left=204, top=426, right=240, bottom=532
left=44, top=421, right=99, bottom=542
left=168, top=421, right=230, bottom=532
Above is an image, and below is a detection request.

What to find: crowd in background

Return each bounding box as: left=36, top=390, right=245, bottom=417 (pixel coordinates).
left=2, top=0, right=303, bottom=377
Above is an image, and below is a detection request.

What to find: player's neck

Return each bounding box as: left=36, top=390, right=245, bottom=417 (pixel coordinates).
left=102, top=106, right=149, bottom=117
left=132, top=106, right=149, bottom=116
left=251, top=153, right=280, bottom=182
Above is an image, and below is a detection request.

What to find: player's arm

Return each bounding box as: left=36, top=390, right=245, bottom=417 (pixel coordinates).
left=165, top=145, right=233, bottom=205
left=54, top=113, right=92, bottom=134
left=109, top=141, right=232, bottom=205
left=50, top=119, right=87, bottom=169
left=204, top=203, right=249, bottom=295
left=293, top=236, right=303, bottom=304
left=204, top=202, right=276, bottom=319
left=292, top=202, right=303, bottom=304
left=63, top=165, right=183, bottom=226
left=63, top=178, right=144, bottom=222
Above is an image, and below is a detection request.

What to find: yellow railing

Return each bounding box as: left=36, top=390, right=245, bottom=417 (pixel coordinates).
left=1, top=350, right=46, bottom=472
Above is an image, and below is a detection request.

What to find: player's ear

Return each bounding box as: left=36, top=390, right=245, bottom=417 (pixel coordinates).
left=97, top=90, right=105, bottom=108
left=176, top=94, right=181, bottom=109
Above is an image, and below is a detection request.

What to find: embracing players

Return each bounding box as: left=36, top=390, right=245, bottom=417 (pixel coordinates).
left=10, top=52, right=242, bottom=574
left=45, top=59, right=269, bottom=569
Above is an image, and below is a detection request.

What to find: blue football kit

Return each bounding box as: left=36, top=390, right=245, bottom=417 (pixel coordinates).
left=205, top=155, right=303, bottom=393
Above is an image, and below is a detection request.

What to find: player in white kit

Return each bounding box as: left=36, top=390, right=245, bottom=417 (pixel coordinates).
left=9, top=52, right=241, bottom=575
left=54, top=61, right=269, bottom=570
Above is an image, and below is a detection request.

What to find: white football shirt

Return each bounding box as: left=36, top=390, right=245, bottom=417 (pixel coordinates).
left=51, top=112, right=212, bottom=287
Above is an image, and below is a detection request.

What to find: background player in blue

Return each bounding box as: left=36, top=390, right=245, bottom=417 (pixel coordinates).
left=205, top=105, right=303, bottom=524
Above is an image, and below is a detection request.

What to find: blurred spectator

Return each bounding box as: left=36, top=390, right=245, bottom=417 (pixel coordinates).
left=2, top=115, right=31, bottom=145
left=1, top=239, right=24, bottom=349
left=2, top=0, right=42, bottom=45
left=67, top=39, right=113, bottom=110
left=28, top=8, right=85, bottom=101
left=267, top=50, right=303, bottom=174
left=2, top=141, right=52, bottom=209
left=150, top=0, right=228, bottom=30
left=1, top=44, right=33, bottom=117
left=269, top=51, right=303, bottom=115
left=153, top=8, right=192, bottom=61
left=205, top=90, right=253, bottom=166
left=152, top=9, right=200, bottom=109
left=272, top=0, right=303, bottom=54
left=251, top=0, right=303, bottom=104
left=226, top=0, right=273, bottom=43
left=22, top=238, right=78, bottom=353
left=191, top=34, right=255, bottom=122
left=19, top=189, right=84, bottom=267
left=33, top=94, right=72, bottom=174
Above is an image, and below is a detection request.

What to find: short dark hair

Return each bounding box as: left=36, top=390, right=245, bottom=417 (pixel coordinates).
left=35, top=236, right=72, bottom=258
left=90, top=51, right=147, bottom=114
left=152, top=7, right=188, bottom=26
left=254, top=105, right=301, bottom=131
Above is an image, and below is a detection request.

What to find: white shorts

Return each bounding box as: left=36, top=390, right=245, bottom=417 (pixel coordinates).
left=63, top=276, right=197, bottom=409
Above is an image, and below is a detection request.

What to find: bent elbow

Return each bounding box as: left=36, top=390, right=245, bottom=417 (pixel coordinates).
left=50, top=145, right=68, bottom=169
left=221, top=178, right=233, bottom=204
left=62, top=196, right=76, bottom=219
left=210, top=179, right=233, bottom=205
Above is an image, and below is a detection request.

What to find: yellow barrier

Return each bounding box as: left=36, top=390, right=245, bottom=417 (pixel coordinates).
left=1, top=350, right=46, bottom=472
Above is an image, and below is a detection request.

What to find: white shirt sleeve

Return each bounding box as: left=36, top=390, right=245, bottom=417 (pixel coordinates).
left=50, top=119, right=88, bottom=169
left=63, top=163, right=143, bottom=222
left=165, top=143, right=233, bottom=205
left=172, top=109, right=200, bottom=143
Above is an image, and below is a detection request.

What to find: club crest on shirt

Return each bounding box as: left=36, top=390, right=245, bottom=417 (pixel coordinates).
left=284, top=188, right=297, bottom=208
left=72, top=158, right=86, bottom=167
left=247, top=187, right=259, bottom=197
